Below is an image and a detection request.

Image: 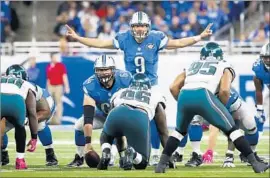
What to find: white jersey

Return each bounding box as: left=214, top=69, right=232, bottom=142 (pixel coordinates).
left=111, top=88, right=165, bottom=120
left=183, top=59, right=235, bottom=94
left=1, top=75, right=37, bottom=99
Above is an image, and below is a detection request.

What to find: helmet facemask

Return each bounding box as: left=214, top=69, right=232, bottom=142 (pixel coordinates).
left=95, top=67, right=115, bottom=88
left=130, top=11, right=151, bottom=43
left=131, top=24, right=150, bottom=43
left=261, top=55, right=270, bottom=70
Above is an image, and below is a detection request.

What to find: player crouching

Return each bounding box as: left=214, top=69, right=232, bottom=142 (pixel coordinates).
left=97, top=73, right=164, bottom=170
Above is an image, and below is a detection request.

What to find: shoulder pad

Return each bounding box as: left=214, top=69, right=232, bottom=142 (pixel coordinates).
left=115, top=70, right=132, bottom=87
left=83, top=75, right=97, bottom=95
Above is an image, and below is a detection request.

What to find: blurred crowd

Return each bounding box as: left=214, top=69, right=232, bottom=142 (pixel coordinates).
left=55, top=1, right=245, bottom=41
left=1, top=1, right=269, bottom=43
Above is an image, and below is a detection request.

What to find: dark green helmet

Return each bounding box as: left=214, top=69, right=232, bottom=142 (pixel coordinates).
left=130, top=73, right=151, bottom=90
left=200, top=42, right=223, bottom=60
left=6, top=64, right=28, bottom=80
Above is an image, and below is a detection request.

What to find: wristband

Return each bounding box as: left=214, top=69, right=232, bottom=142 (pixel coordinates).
left=256, top=105, right=263, bottom=110
left=85, top=136, right=91, bottom=144
left=31, top=134, right=37, bottom=139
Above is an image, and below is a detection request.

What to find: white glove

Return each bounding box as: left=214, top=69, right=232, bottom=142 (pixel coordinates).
left=222, top=155, right=235, bottom=168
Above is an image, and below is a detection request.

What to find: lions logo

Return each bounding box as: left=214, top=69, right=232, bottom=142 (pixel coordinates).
left=147, top=43, right=154, bottom=50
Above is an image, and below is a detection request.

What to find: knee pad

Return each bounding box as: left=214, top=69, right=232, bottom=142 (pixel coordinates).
left=229, top=129, right=243, bottom=142
left=38, top=121, right=46, bottom=132
left=171, top=129, right=185, bottom=141
left=133, top=159, right=148, bottom=170
left=74, top=116, right=84, bottom=131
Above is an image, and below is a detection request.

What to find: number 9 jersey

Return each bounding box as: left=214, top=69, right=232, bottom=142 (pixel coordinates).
left=113, top=30, right=168, bottom=85
left=183, top=60, right=235, bottom=94
left=110, top=88, right=166, bottom=120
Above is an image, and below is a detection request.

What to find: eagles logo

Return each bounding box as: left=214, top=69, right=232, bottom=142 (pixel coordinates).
left=147, top=43, right=154, bottom=49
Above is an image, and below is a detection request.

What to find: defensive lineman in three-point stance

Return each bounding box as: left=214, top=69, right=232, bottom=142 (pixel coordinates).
left=155, top=42, right=269, bottom=174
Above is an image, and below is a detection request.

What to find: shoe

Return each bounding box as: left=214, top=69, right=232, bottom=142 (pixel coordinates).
left=248, top=153, right=269, bottom=173
left=172, top=152, right=183, bottom=163
left=108, top=152, right=115, bottom=167
left=185, top=152, right=202, bottom=167
left=155, top=154, right=170, bottom=173
left=239, top=153, right=249, bottom=163
left=15, top=158, right=27, bottom=169
left=97, top=149, right=111, bottom=170
left=45, top=149, right=58, bottom=166
left=222, top=153, right=235, bottom=168
left=202, top=149, right=213, bottom=164
left=1, top=150, right=10, bottom=166
left=119, top=157, right=124, bottom=168
left=254, top=152, right=268, bottom=165
left=66, top=154, right=84, bottom=167
left=122, top=147, right=135, bottom=170
left=150, top=154, right=160, bottom=166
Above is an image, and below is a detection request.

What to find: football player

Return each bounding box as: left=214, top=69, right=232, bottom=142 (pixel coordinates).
left=155, top=42, right=269, bottom=174
left=2, top=86, right=58, bottom=167
left=252, top=42, right=270, bottom=139
left=98, top=73, right=165, bottom=170
left=67, top=54, right=132, bottom=167
left=1, top=65, right=38, bottom=169
left=66, top=11, right=212, bottom=165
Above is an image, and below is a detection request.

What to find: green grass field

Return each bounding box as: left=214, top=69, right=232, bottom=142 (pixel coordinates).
left=1, top=128, right=269, bottom=177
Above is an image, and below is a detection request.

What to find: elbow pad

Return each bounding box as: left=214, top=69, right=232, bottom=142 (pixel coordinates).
left=83, top=105, right=95, bottom=125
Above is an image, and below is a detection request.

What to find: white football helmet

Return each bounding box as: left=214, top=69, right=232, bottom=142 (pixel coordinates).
left=94, top=54, right=116, bottom=87
left=130, top=11, right=151, bottom=43
left=260, top=42, right=270, bottom=70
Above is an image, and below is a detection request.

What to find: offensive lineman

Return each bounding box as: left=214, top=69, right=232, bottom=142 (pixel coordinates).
left=155, top=42, right=269, bottom=174
left=97, top=73, right=165, bottom=170
left=67, top=55, right=132, bottom=167
left=66, top=11, right=213, bottom=164
left=252, top=42, right=270, bottom=140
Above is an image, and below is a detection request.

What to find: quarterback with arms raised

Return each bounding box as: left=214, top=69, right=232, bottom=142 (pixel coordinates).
left=66, top=11, right=213, bottom=163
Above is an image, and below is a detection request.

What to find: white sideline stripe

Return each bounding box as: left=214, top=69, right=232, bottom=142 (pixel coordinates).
left=7, top=135, right=270, bottom=145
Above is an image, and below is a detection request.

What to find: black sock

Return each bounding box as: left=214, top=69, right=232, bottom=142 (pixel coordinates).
left=233, top=136, right=253, bottom=157
left=15, top=126, right=26, bottom=153
left=162, top=136, right=180, bottom=157
left=45, top=148, right=54, bottom=155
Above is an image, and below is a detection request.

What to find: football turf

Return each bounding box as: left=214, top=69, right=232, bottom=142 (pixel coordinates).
left=1, top=128, right=269, bottom=177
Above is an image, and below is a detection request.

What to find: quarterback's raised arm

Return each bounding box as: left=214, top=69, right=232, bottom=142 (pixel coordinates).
left=166, top=23, right=213, bottom=49
left=65, top=25, right=115, bottom=49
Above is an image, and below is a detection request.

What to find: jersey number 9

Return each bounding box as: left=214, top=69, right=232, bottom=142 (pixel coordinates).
left=135, top=56, right=145, bottom=73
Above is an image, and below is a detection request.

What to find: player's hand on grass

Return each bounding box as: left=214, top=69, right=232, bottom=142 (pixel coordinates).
left=65, top=24, right=79, bottom=40
left=200, top=23, right=213, bottom=39
left=27, top=139, right=37, bottom=152
left=84, top=143, right=93, bottom=153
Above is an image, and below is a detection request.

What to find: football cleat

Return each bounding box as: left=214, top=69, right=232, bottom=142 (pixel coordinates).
left=97, top=149, right=111, bottom=170
left=150, top=154, right=160, bottom=166
left=122, top=147, right=135, bottom=170
left=15, top=158, right=27, bottom=169
left=45, top=148, right=58, bottom=166
left=1, top=150, right=10, bottom=166
left=222, top=153, right=235, bottom=168
left=185, top=152, right=202, bottom=167
left=67, top=154, right=84, bottom=167
left=172, top=152, right=183, bottom=163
